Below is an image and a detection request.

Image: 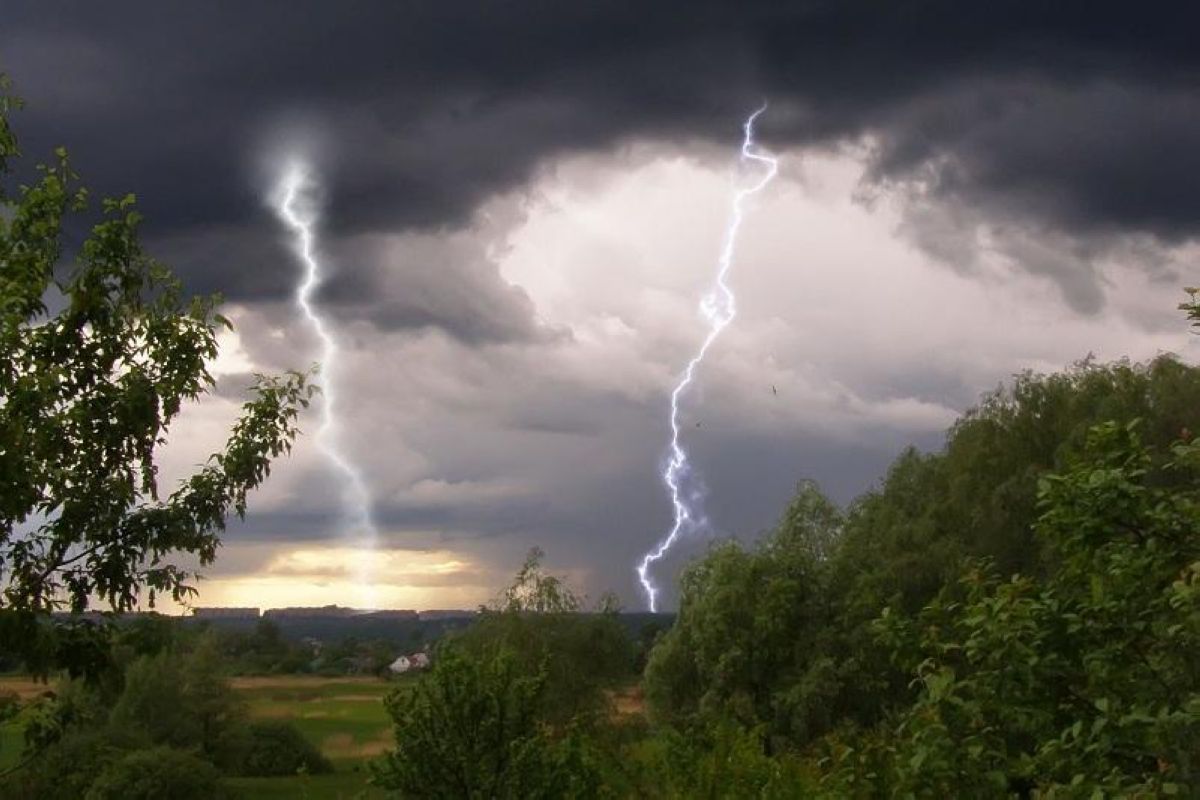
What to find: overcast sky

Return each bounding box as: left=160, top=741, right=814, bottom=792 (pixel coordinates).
left=4, top=2, right=1198, bottom=611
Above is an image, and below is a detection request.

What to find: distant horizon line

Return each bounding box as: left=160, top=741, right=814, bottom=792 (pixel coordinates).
left=52, top=605, right=673, bottom=618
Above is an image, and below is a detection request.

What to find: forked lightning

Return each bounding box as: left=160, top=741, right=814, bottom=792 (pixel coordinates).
left=636, top=105, right=779, bottom=612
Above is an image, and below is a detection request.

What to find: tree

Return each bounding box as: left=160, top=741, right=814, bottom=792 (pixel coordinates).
left=107, top=638, right=246, bottom=768
left=0, top=80, right=311, bottom=672
left=83, top=746, right=231, bottom=800
left=644, top=482, right=843, bottom=749
left=1182, top=287, right=1199, bottom=332
left=824, top=421, right=1200, bottom=796
left=236, top=720, right=331, bottom=777
left=374, top=648, right=601, bottom=799
left=452, top=548, right=634, bottom=724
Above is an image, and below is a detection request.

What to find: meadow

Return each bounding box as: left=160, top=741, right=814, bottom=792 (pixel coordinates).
left=1, top=674, right=401, bottom=799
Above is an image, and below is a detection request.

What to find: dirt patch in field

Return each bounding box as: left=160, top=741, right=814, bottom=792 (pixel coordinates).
left=231, top=676, right=385, bottom=690
left=323, top=732, right=393, bottom=759
left=0, top=677, right=56, bottom=701
left=609, top=685, right=646, bottom=718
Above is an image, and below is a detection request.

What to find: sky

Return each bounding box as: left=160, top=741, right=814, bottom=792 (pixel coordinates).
left=3, top=2, right=1198, bottom=611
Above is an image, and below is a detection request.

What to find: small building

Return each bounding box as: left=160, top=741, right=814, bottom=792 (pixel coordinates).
left=410, top=652, right=430, bottom=669
left=389, top=655, right=412, bottom=674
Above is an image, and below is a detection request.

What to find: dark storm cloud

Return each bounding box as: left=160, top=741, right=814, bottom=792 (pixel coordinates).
left=4, top=1, right=1199, bottom=328
left=324, top=232, right=556, bottom=344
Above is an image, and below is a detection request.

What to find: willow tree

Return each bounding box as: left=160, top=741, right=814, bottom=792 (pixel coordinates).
left=0, top=82, right=311, bottom=674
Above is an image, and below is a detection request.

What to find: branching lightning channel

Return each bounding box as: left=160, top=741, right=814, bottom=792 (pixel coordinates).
left=274, top=161, right=379, bottom=604
left=636, top=104, right=778, bottom=612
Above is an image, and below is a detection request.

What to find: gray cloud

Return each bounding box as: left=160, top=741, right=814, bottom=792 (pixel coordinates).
left=7, top=2, right=1199, bottom=609
left=324, top=232, right=556, bottom=344
left=3, top=2, right=1198, bottom=328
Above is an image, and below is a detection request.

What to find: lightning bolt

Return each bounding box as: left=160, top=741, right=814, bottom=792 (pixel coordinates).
left=636, top=104, right=778, bottom=612
left=273, top=160, right=380, bottom=609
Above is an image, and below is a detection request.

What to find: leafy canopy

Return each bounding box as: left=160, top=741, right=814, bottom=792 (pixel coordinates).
left=824, top=421, right=1200, bottom=796
left=0, top=80, right=311, bottom=644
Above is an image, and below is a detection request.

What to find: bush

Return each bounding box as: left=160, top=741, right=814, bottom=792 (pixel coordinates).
left=822, top=422, right=1200, bottom=795
left=107, top=637, right=246, bottom=768
left=644, top=482, right=842, bottom=745
left=236, top=720, right=332, bottom=776
left=0, top=729, right=124, bottom=800
left=627, top=722, right=816, bottom=799
left=450, top=549, right=635, bottom=724
left=0, top=689, right=18, bottom=721
left=374, top=648, right=603, bottom=798
left=84, top=746, right=230, bottom=800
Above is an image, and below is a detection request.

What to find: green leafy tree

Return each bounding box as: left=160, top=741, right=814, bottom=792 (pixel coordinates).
left=824, top=421, right=1200, bottom=796
left=236, top=720, right=331, bottom=777
left=629, top=721, right=816, bottom=799
left=0, top=729, right=126, bottom=800
left=644, top=482, right=843, bottom=749
left=84, top=746, right=231, bottom=800
left=0, top=80, right=312, bottom=673
left=835, top=354, right=1200, bottom=619
left=1182, top=287, right=1199, bottom=332
left=374, top=648, right=602, bottom=799
left=107, top=636, right=246, bottom=768
left=816, top=353, right=1200, bottom=741
left=452, top=548, right=634, bottom=724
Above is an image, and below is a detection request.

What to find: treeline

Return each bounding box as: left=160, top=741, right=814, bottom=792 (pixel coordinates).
left=643, top=351, right=1200, bottom=795
left=370, top=343, right=1200, bottom=797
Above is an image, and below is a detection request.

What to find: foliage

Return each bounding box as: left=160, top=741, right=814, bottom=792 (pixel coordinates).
left=236, top=720, right=332, bottom=777
left=644, top=482, right=844, bottom=747
left=108, top=636, right=246, bottom=767
left=1182, top=287, right=1199, bottom=333
left=0, top=691, right=16, bottom=725
left=626, top=721, right=817, bottom=799
left=835, top=355, right=1200, bottom=626
left=1, top=728, right=128, bottom=800
left=823, top=421, right=1200, bottom=796
left=0, top=81, right=312, bottom=677
left=84, top=746, right=231, bottom=800
left=18, top=673, right=112, bottom=757
left=374, top=647, right=603, bottom=798
left=451, top=548, right=635, bottom=724
left=500, top=547, right=582, bottom=614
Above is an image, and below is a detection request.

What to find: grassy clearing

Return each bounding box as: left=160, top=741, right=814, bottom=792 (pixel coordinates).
left=227, top=770, right=387, bottom=799
left=0, top=720, right=22, bottom=772
left=234, top=675, right=404, bottom=798
left=0, top=675, right=49, bottom=773
left=235, top=676, right=397, bottom=767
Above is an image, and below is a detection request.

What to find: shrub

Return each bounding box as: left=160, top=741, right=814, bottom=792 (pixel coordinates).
left=84, top=746, right=230, bottom=800
left=237, top=720, right=332, bottom=776
left=0, top=730, right=124, bottom=800
left=374, top=648, right=603, bottom=798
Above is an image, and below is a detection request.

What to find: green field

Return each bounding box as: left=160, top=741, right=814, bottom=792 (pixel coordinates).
left=229, top=675, right=397, bottom=799
left=0, top=674, right=404, bottom=799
